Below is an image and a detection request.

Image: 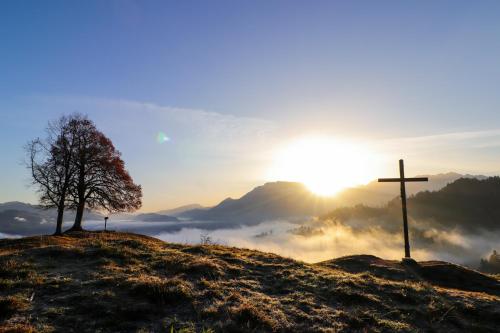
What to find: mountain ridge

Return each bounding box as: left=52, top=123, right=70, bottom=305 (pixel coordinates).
left=324, top=176, right=500, bottom=233
left=156, top=204, right=206, bottom=217
left=0, top=173, right=491, bottom=236
left=178, top=181, right=337, bottom=224
left=178, top=173, right=487, bottom=224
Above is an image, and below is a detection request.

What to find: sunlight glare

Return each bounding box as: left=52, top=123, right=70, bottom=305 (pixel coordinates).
left=267, top=136, right=381, bottom=196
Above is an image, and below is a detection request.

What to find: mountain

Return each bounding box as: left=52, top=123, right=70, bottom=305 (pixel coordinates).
left=0, top=201, right=44, bottom=214
left=0, top=209, right=54, bottom=236
left=179, top=173, right=486, bottom=225
left=0, top=231, right=498, bottom=332
left=156, top=204, right=206, bottom=216
left=0, top=172, right=489, bottom=235
left=0, top=201, right=103, bottom=236
left=180, top=181, right=337, bottom=224
left=134, top=213, right=179, bottom=222
left=408, top=176, right=500, bottom=231
left=324, top=176, right=500, bottom=233
left=334, top=172, right=486, bottom=207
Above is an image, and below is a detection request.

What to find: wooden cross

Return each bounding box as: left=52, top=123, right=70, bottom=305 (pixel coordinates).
left=378, top=159, right=428, bottom=259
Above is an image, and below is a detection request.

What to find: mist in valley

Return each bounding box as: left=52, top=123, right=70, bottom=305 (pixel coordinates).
left=30, top=216, right=495, bottom=267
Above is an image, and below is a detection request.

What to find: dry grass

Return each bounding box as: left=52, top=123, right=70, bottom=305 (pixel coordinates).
left=0, top=323, right=37, bottom=333
left=126, top=275, right=194, bottom=304
left=0, top=231, right=499, bottom=332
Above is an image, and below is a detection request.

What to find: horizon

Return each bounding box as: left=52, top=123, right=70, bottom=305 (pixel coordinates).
left=0, top=171, right=493, bottom=214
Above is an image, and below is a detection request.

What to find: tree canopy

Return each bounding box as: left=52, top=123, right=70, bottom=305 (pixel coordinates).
left=27, top=114, right=142, bottom=234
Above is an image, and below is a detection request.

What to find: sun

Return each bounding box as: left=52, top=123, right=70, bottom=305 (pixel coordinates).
left=267, top=136, right=380, bottom=196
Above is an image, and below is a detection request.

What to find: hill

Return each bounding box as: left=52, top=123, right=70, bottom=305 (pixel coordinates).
left=406, top=176, right=500, bottom=231
left=334, top=172, right=486, bottom=207
left=1, top=232, right=499, bottom=332
left=324, top=177, right=500, bottom=233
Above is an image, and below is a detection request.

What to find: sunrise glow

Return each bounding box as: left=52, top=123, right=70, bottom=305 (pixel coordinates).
left=268, top=136, right=382, bottom=196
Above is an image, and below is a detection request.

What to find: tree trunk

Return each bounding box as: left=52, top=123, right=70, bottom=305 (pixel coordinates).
left=69, top=201, right=85, bottom=231
left=54, top=194, right=66, bottom=235
left=54, top=207, right=64, bottom=235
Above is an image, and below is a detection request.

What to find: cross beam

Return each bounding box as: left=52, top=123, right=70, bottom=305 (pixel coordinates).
left=378, top=177, right=429, bottom=183
left=378, top=159, right=428, bottom=259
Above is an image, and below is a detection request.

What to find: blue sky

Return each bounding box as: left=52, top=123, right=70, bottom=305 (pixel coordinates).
left=2, top=1, right=500, bottom=210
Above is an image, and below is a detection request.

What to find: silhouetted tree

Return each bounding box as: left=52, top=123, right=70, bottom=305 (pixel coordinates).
left=26, top=115, right=79, bottom=235
left=479, top=250, right=500, bottom=274
left=67, top=118, right=142, bottom=231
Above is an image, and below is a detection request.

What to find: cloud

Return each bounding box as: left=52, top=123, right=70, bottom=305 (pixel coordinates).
left=379, top=128, right=500, bottom=152
left=159, top=221, right=499, bottom=265
left=76, top=217, right=500, bottom=266
left=412, top=223, right=500, bottom=263
left=152, top=220, right=436, bottom=263
left=29, top=94, right=276, bottom=155
left=0, top=232, right=21, bottom=239
left=392, top=129, right=500, bottom=143
left=369, top=128, right=500, bottom=175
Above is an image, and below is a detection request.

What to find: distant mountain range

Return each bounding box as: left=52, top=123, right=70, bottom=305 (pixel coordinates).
left=178, top=172, right=486, bottom=225
left=0, top=172, right=490, bottom=235
left=133, top=213, right=179, bottom=222
left=324, top=176, right=500, bottom=233
left=178, top=181, right=337, bottom=224
left=0, top=202, right=103, bottom=235
left=334, top=172, right=487, bottom=207
left=156, top=204, right=206, bottom=216
left=0, top=202, right=182, bottom=235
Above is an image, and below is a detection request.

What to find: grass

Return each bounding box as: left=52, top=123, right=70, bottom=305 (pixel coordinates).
left=126, top=275, right=194, bottom=304
left=0, top=231, right=499, bottom=332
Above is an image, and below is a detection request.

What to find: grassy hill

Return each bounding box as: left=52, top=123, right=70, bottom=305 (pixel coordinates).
left=0, top=232, right=499, bottom=332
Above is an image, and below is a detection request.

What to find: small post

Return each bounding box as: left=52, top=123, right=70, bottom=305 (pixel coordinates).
left=104, top=216, right=109, bottom=231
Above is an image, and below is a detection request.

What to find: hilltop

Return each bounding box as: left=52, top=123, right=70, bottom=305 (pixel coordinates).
left=1, top=232, right=499, bottom=332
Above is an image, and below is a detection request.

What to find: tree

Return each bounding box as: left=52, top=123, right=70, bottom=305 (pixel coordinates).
left=26, top=115, right=79, bottom=235
left=67, top=118, right=142, bottom=231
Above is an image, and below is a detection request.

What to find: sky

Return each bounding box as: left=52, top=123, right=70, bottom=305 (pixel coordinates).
left=2, top=1, right=500, bottom=211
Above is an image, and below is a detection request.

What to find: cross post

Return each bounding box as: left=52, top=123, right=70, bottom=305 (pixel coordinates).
left=378, top=159, right=428, bottom=259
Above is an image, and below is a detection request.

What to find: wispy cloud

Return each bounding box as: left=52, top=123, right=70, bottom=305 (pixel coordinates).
left=381, top=128, right=500, bottom=149
left=371, top=128, right=500, bottom=174
left=30, top=94, right=276, bottom=150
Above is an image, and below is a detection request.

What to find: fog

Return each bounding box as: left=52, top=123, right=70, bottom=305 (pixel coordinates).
left=0, top=232, right=21, bottom=239
left=79, top=218, right=498, bottom=266
left=153, top=221, right=407, bottom=262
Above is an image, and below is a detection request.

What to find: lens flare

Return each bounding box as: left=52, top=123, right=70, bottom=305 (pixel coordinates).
left=156, top=132, right=170, bottom=144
